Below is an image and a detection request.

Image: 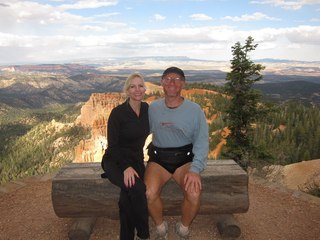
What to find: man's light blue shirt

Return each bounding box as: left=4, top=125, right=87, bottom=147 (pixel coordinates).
left=149, top=98, right=209, bottom=173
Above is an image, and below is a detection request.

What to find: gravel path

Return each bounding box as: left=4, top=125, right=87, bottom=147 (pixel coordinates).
left=0, top=175, right=319, bottom=240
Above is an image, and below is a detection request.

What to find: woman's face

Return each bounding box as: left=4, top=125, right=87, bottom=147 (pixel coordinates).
left=127, top=76, right=146, bottom=102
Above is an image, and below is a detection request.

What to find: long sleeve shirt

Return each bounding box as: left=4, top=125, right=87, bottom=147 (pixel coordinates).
left=104, top=99, right=149, bottom=171
left=148, top=98, right=209, bottom=173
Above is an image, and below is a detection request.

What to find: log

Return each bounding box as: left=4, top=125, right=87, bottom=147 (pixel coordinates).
left=162, top=160, right=249, bottom=215
left=68, top=217, right=97, bottom=240
left=216, top=214, right=241, bottom=238
left=52, top=160, right=249, bottom=218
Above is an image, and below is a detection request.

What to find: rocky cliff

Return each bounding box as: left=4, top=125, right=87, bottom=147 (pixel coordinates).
left=74, top=93, right=126, bottom=163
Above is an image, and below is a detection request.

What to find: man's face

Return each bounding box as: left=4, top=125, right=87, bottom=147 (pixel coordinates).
left=161, top=73, right=185, bottom=97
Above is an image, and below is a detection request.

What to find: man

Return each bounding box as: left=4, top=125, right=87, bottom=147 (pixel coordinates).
left=145, top=67, right=209, bottom=239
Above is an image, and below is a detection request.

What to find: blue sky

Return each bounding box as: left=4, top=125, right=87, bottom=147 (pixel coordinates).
left=0, top=0, right=319, bottom=64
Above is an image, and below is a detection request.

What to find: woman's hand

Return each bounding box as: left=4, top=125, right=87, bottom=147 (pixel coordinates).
left=123, top=167, right=139, bottom=188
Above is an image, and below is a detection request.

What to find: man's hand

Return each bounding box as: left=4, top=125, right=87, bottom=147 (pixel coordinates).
left=184, top=171, right=202, bottom=193
left=124, top=167, right=139, bottom=188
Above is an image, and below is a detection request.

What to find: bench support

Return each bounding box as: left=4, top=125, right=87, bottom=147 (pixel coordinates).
left=68, top=217, right=97, bottom=240
left=216, top=214, right=241, bottom=238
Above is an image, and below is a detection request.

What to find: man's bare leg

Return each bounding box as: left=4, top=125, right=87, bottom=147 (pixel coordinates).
left=144, top=162, right=171, bottom=226
left=173, top=163, right=201, bottom=227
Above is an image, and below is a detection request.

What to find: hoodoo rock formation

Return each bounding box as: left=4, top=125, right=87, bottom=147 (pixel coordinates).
left=74, top=93, right=126, bottom=163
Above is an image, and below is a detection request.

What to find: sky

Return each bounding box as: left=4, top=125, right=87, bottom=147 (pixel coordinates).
left=0, top=0, right=320, bottom=65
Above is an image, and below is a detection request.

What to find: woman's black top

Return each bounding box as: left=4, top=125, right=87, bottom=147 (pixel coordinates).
left=102, top=99, right=149, bottom=171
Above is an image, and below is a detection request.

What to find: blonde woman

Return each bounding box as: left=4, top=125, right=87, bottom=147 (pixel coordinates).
left=101, top=73, right=150, bottom=240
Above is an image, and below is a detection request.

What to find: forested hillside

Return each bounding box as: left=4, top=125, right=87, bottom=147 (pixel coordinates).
left=186, top=83, right=320, bottom=167
left=254, top=80, right=320, bottom=105
left=0, top=105, right=90, bottom=183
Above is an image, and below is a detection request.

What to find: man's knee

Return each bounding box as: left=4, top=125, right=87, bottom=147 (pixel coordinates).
left=185, top=189, right=201, bottom=204
left=145, top=185, right=161, bottom=203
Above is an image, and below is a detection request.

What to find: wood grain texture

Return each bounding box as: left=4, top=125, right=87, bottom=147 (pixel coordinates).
left=52, top=160, right=249, bottom=218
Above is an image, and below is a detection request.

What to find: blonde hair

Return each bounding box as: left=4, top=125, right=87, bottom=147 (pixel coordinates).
left=123, top=73, right=146, bottom=94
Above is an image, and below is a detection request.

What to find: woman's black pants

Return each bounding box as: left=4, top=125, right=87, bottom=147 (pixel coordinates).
left=103, top=160, right=149, bottom=240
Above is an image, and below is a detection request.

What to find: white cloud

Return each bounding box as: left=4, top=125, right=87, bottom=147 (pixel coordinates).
left=0, top=1, right=85, bottom=30
left=0, top=3, right=10, bottom=7
left=223, top=12, right=280, bottom=22
left=59, top=0, right=118, bottom=10
left=190, top=14, right=213, bottom=21
left=250, top=0, right=320, bottom=10
left=153, top=14, right=166, bottom=21
left=0, top=0, right=127, bottom=36
left=284, top=25, right=320, bottom=44
left=95, top=12, right=121, bottom=18
left=0, top=1, right=319, bottom=64
left=0, top=24, right=319, bottom=64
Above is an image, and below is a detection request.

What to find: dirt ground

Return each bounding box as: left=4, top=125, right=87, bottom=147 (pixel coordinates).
left=0, top=173, right=319, bottom=240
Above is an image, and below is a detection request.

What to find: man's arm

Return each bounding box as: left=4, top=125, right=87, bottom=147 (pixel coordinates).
left=190, top=107, right=209, bottom=174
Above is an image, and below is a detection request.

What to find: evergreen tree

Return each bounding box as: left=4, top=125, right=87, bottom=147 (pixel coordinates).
left=223, top=36, right=266, bottom=169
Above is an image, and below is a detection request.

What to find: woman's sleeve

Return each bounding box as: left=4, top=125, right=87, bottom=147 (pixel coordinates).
left=106, top=109, right=131, bottom=171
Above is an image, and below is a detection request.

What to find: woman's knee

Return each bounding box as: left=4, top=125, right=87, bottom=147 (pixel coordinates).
left=129, top=179, right=146, bottom=195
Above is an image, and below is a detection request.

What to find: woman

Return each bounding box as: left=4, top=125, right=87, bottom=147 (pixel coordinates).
left=101, top=73, right=150, bottom=240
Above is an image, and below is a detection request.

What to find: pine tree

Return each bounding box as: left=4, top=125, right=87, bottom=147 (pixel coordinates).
left=223, top=36, right=266, bottom=169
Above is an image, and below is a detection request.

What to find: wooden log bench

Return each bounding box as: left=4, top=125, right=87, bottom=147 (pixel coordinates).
left=51, top=160, right=249, bottom=239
